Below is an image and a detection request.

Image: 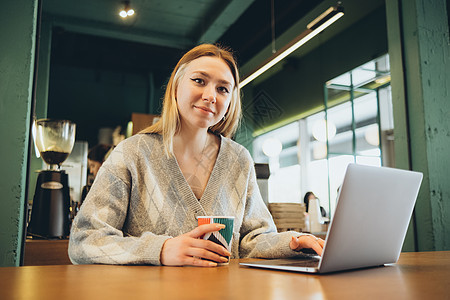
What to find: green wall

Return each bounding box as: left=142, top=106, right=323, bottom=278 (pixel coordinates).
left=0, top=0, right=38, bottom=267
left=386, top=0, right=450, bottom=251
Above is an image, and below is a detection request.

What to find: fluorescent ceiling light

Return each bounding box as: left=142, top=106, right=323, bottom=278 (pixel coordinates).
left=240, top=3, right=344, bottom=88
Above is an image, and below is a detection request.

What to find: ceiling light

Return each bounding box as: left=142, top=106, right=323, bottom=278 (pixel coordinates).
left=364, top=124, right=380, bottom=146
left=119, top=1, right=135, bottom=18
left=312, top=119, right=336, bottom=142
left=262, top=138, right=282, bottom=157
left=240, top=2, right=344, bottom=88
left=313, top=142, right=327, bottom=160
left=119, top=10, right=128, bottom=18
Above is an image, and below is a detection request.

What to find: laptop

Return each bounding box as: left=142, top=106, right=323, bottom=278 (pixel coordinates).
left=240, top=163, right=423, bottom=274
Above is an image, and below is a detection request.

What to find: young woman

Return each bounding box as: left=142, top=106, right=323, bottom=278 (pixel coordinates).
left=69, top=44, right=324, bottom=266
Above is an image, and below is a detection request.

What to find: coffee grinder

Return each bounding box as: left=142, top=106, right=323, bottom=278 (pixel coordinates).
left=28, top=119, right=76, bottom=238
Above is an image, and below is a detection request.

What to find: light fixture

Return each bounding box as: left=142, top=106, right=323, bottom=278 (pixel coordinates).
left=313, top=142, right=327, bottom=160
left=364, top=124, right=380, bottom=146
left=262, top=138, right=282, bottom=157
left=312, top=119, right=336, bottom=142
left=119, top=1, right=135, bottom=18
left=240, top=2, right=344, bottom=87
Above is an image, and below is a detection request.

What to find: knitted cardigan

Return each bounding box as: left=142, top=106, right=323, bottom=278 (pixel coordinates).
left=68, top=133, right=302, bottom=265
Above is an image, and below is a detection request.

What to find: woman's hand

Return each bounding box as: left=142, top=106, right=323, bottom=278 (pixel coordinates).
left=289, top=234, right=325, bottom=256
left=160, top=223, right=231, bottom=267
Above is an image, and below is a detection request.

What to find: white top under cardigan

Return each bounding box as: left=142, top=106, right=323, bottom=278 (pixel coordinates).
left=68, top=133, right=303, bottom=265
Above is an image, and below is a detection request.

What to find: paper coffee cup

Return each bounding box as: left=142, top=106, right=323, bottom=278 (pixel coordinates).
left=197, top=216, right=234, bottom=265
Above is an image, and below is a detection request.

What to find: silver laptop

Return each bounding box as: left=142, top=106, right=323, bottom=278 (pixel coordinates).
left=240, top=163, right=423, bottom=274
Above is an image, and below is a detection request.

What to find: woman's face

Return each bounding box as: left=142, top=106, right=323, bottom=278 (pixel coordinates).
left=88, top=159, right=102, bottom=178
left=176, top=56, right=234, bottom=130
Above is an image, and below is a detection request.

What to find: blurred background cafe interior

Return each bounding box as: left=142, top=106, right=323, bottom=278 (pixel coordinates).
left=1, top=0, right=449, bottom=267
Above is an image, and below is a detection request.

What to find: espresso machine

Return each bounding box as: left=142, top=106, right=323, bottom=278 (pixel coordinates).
left=28, top=119, right=76, bottom=238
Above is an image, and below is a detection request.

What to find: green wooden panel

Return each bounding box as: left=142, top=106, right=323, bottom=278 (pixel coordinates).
left=0, top=0, right=38, bottom=266
left=386, top=0, right=450, bottom=251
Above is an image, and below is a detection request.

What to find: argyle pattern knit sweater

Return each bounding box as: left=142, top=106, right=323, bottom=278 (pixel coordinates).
left=69, top=133, right=302, bottom=265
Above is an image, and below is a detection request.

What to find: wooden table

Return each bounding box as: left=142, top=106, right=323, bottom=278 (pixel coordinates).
left=2, top=251, right=449, bottom=299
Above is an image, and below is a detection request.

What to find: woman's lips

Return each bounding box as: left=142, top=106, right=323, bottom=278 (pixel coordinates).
left=194, top=105, right=214, bottom=114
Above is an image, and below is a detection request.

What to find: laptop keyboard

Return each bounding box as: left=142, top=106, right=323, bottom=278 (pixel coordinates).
left=278, top=257, right=320, bottom=268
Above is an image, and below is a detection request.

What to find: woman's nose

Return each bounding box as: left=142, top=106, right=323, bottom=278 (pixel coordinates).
left=202, top=85, right=216, bottom=103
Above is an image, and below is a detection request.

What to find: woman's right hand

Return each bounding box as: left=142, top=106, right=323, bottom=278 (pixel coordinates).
left=160, top=223, right=231, bottom=267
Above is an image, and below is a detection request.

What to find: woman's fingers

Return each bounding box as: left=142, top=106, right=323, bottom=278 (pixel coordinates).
left=185, top=256, right=223, bottom=267
left=161, top=237, right=229, bottom=266
left=187, top=223, right=225, bottom=238
left=191, top=237, right=231, bottom=257
left=160, top=224, right=231, bottom=267
left=310, top=239, right=323, bottom=256
left=185, top=223, right=231, bottom=256
left=186, top=246, right=229, bottom=264
left=290, top=235, right=325, bottom=256
left=317, top=238, right=325, bottom=247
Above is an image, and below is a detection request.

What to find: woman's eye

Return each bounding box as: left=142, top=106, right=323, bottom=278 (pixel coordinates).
left=218, top=87, right=229, bottom=94
left=191, top=78, right=204, bottom=85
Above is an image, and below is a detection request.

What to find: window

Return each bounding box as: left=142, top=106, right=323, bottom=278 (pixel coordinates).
left=252, top=54, right=393, bottom=218
left=253, top=121, right=301, bottom=204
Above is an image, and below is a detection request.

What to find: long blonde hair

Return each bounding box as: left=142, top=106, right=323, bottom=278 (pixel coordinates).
left=140, top=44, right=241, bottom=156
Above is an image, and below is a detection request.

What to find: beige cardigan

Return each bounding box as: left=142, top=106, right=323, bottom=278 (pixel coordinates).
left=69, top=133, right=301, bottom=265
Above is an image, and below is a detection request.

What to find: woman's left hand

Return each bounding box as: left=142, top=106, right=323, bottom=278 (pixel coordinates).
left=289, top=234, right=325, bottom=256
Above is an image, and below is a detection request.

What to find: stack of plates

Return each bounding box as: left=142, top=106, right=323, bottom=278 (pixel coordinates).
left=268, top=203, right=306, bottom=232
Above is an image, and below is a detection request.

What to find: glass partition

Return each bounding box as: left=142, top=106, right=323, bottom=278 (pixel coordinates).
left=252, top=54, right=393, bottom=219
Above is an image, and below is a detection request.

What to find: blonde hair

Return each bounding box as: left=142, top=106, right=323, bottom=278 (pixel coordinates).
left=140, top=44, right=241, bottom=156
